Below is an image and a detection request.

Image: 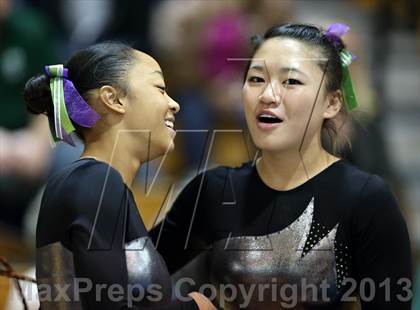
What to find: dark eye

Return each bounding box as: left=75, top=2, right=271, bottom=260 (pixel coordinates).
left=284, top=79, right=302, bottom=86
left=156, top=85, right=166, bottom=94
left=247, top=76, right=265, bottom=83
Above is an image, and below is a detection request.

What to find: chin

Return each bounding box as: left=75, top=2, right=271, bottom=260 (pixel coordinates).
left=166, top=140, right=175, bottom=153
left=253, top=135, right=296, bottom=154
left=146, top=141, right=174, bottom=161
left=159, top=139, right=175, bottom=156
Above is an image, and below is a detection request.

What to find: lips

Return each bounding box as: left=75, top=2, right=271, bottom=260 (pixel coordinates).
left=164, top=117, right=176, bottom=137
left=164, top=119, right=174, bottom=129
left=255, top=110, right=283, bottom=131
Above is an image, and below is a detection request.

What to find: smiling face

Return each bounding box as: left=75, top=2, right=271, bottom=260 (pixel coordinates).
left=242, top=38, right=339, bottom=153
left=121, top=51, right=180, bottom=160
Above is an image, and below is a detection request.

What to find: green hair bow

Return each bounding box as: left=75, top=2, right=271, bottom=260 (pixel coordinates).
left=324, top=23, right=359, bottom=111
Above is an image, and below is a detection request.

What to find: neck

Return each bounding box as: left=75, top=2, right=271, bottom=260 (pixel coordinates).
left=257, top=135, right=340, bottom=191
left=80, top=130, right=141, bottom=188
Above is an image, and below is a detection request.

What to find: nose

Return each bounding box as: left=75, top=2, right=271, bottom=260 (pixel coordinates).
left=168, top=96, right=180, bottom=114
left=258, top=81, right=281, bottom=106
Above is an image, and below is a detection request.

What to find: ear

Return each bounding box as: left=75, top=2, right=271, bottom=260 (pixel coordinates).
left=323, top=90, right=342, bottom=120
left=98, top=85, right=126, bottom=114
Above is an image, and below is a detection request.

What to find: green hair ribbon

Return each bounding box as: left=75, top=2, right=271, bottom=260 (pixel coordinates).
left=324, top=23, right=359, bottom=111
left=339, top=50, right=358, bottom=111
left=44, top=64, right=100, bottom=146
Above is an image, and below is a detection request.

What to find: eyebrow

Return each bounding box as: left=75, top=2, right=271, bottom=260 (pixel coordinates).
left=249, top=64, right=308, bottom=78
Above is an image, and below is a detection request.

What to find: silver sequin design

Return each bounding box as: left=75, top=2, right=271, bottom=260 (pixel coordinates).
left=208, top=197, right=340, bottom=309
left=36, top=237, right=172, bottom=309
left=125, top=237, right=172, bottom=306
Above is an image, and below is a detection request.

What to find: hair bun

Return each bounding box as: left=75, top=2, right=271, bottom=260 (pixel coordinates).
left=24, top=74, right=53, bottom=116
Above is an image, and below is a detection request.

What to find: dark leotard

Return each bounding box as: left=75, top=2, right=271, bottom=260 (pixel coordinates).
left=151, top=160, right=412, bottom=309
left=36, top=158, right=198, bottom=310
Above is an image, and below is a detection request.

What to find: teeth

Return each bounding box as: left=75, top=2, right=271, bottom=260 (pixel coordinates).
left=164, top=120, right=174, bottom=129
left=259, top=114, right=277, bottom=118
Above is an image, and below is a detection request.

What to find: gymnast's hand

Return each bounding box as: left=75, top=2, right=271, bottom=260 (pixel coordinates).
left=188, top=292, right=216, bottom=310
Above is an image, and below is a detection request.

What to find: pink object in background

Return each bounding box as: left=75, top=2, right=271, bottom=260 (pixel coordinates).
left=201, top=10, right=249, bottom=81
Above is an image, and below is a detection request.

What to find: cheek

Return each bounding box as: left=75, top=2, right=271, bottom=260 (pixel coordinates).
left=284, top=88, right=321, bottom=117
left=130, top=102, right=158, bottom=130
left=242, top=86, right=258, bottom=113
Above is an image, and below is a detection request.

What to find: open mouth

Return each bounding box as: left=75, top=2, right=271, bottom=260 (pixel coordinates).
left=257, top=114, right=283, bottom=124
left=164, top=120, right=174, bottom=129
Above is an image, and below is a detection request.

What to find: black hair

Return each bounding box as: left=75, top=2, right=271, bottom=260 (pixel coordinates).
left=24, top=41, right=137, bottom=140
left=244, top=23, right=352, bottom=156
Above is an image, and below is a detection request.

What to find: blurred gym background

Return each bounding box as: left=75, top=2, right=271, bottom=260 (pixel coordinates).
left=0, top=0, right=418, bottom=308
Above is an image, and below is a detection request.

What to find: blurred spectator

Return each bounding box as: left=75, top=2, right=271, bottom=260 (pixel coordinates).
left=32, top=0, right=113, bottom=55
left=98, top=0, right=161, bottom=53
left=0, top=0, right=56, bottom=229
